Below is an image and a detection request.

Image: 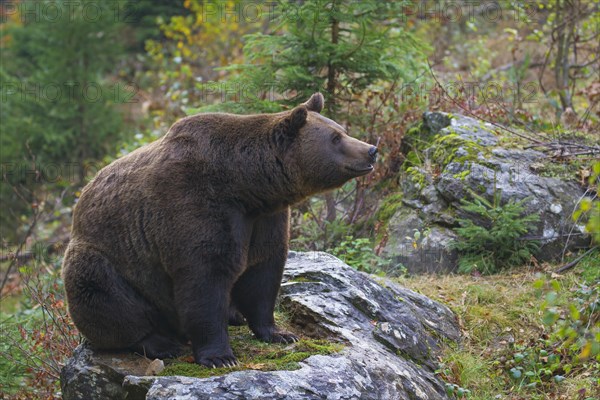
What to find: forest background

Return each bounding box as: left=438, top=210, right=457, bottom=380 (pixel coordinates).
left=0, top=1, right=598, bottom=399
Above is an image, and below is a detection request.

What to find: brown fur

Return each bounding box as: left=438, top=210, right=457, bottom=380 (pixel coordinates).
left=62, top=93, right=376, bottom=367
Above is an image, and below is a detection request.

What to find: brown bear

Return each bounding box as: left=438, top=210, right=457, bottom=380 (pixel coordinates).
left=62, top=93, right=377, bottom=368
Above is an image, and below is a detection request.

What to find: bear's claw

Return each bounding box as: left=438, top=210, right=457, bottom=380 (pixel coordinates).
left=261, top=331, right=299, bottom=344
left=196, top=354, right=238, bottom=369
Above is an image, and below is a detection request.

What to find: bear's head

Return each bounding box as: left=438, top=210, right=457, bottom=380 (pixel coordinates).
left=273, top=93, right=378, bottom=194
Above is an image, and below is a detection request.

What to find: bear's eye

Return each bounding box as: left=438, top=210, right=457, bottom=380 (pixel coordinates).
left=332, top=134, right=341, bottom=144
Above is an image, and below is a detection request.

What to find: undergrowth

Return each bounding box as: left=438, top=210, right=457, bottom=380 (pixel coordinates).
left=399, top=249, right=600, bottom=400
left=0, top=262, right=79, bottom=399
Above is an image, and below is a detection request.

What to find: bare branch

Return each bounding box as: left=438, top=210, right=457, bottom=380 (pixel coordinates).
left=555, top=247, right=597, bottom=273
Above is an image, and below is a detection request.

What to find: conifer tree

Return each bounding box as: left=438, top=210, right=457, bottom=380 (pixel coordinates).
left=0, top=0, right=127, bottom=237
left=1, top=0, right=126, bottom=172
left=202, top=0, right=427, bottom=117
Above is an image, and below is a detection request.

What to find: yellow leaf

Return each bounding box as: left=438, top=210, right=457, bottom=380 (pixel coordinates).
left=581, top=198, right=593, bottom=211
left=578, top=341, right=592, bottom=360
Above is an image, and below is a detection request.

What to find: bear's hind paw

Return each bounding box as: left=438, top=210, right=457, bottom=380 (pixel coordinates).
left=131, top=333, right=185, bottom=360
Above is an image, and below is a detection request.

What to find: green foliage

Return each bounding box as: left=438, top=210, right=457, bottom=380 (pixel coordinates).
left=374, top=191, right=407, bottom=249
left=121, top=0, right=188, bottom=52
left=330, top=236, right=398, bottom=275
left=144, top=0, right=262, bottom=117
left=0, top=316, right=30, bottom=394
left=1, top=0, right=127, bottom=166
left=452, top=192, right=540, bottom=274
left=492, top=270, right=600, bottom=396
left=536, top=275, right=600, bottom=367
left=573, top=161, right=600, bottom=244
left=1, top=0, right=130, bottom=239
left=444, top=382, right=471, bottom=399
left=202, top=0, right=428, bottom=115
left=0, top=262, right=78, bottom=398
left=375, top=193, right=403, bottom=225
left=290, top=207, right=350, bottom=252
left=504, top=343, right=566, bottom=391
left=577, top=248, right=600, bottom=285
left=406, top=267, right=598, bottom=400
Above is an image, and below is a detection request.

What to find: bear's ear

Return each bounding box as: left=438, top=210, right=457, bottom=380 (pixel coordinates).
left=304, top=92, right=324, bottom=113
left=273, top=105, right=308, bottom=149
left=289, top=105, right=308, bottom=129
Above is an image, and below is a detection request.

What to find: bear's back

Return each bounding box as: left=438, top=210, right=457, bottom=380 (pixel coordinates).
left=71, top=112, right=279, bottom=241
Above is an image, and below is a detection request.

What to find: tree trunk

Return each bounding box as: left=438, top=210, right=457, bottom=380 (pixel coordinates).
left=554, top=0, right=574, bottom=111
left=326, top=0, right=339, bottom=116
left=324, top=0, right=340, bottom=227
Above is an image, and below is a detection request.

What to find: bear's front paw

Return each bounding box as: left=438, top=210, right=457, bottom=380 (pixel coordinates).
left=253, top=326, right=299, bottom=344
left=269, top=331, right=299, bottom=344
left=194, top=347, right=238, bottom=368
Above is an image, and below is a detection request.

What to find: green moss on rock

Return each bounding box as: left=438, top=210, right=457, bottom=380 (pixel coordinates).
left=376, top=193, right=404, bottom=224
left=157, top=325, right=343, bottom=379
left=287, top=276, right=319, bottom=283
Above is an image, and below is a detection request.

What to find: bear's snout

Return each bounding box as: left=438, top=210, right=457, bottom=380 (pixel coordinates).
left=368, top=146, right=378, bottom=163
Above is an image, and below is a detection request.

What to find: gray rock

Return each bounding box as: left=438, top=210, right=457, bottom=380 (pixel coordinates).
left=423, top=111, right=451, bottom=134
left=436, top=156, right=589, bottom=259
left=444, top=115, right=498, bottom=146
left=382, top=223, right=459, bottom=274
left=421, top=184, right=443, bottom=205
left=61, top=252, right=460, bottom=400
left=382, top=112, right=590, bottom=272
left=60, top=343, right=155, bottom=400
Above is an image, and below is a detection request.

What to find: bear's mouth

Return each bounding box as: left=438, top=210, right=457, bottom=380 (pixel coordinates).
left=346, top=164, right=374, bottom=176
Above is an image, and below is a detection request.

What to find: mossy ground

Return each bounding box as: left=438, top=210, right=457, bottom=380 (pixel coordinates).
left=396, top=250, right=599, bottom=400
left=158, top=317, right=343, bottom=379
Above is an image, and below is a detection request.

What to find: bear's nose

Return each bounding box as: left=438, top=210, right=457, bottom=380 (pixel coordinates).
left=368, top=146, right=378, bottom=162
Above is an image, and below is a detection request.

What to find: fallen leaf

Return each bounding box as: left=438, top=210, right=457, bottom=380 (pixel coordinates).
left=246, top=363, right=267, bottom=370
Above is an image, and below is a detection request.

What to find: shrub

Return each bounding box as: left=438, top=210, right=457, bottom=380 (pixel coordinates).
left=498, top=270, right=600, bottom=397
left=330, top=236, right=401, bottom=275
left=536, top=276, right=599, bottom=370
left=0, top=264, right=79, bottom=399
left=451, top=191, right=540, bottom=274
left=573, top=161, right=600, bottom=244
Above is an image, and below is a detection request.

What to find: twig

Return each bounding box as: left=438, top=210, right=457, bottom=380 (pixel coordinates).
left=0, top=209, right=40, bottom=293
left=0, top=236, right=70, bottom=264
left=555, top=247, right=597, bottom=273
left=552, top=151, right=600, bottom=158
left=481, top=61, right=544, bottom=82
left=526, top=141, right=600, bottom=152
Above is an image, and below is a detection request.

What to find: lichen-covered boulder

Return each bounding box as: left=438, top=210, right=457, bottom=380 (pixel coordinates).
left=381, top=112, right=591, bottom=273
left=61, top=252, right=460, bottom=399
